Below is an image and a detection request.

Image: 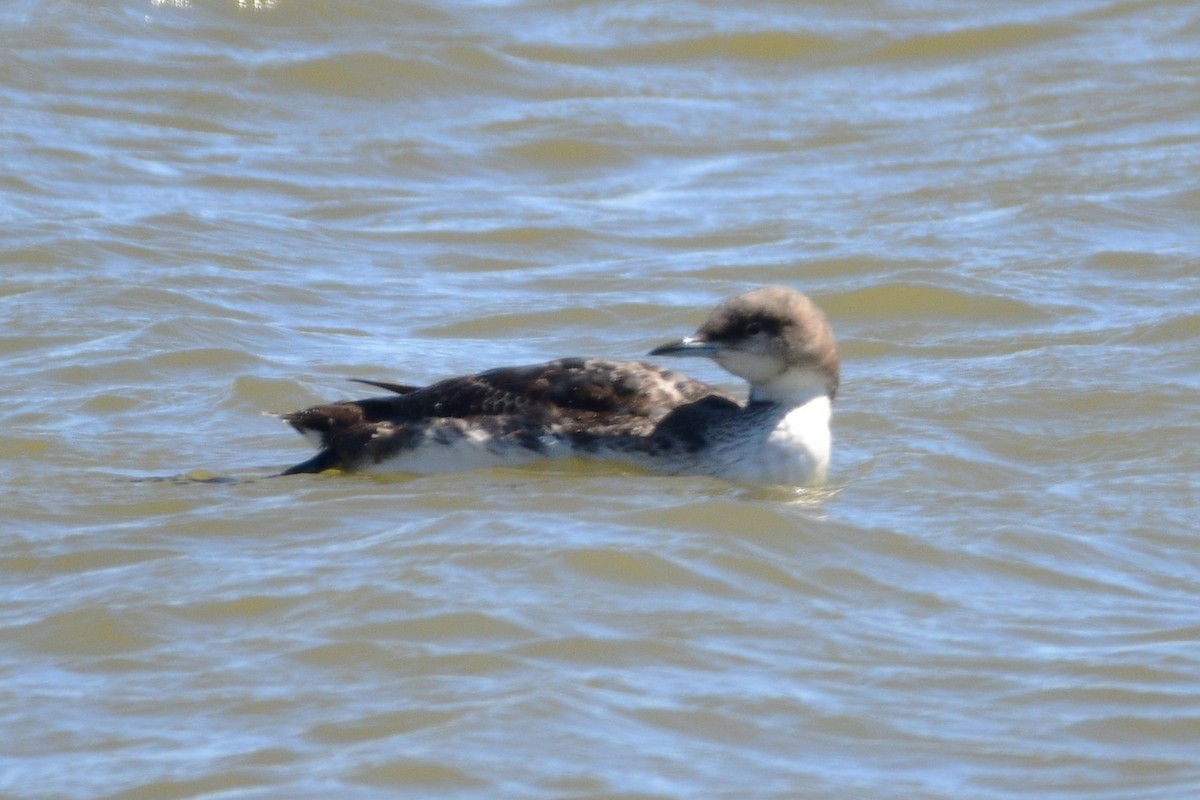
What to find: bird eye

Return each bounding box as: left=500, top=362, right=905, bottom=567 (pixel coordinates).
left=745, top=322, right=763, bottom=336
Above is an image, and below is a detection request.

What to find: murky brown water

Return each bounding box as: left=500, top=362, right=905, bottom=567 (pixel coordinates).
left=2, top=1, right=1198, bottom=797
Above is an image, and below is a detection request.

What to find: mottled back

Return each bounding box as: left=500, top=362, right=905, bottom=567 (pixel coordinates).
left=281, top=357, right=732, bottom=474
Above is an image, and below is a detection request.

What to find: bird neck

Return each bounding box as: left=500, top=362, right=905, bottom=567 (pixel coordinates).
left=747, top=367, right=832, bottom=408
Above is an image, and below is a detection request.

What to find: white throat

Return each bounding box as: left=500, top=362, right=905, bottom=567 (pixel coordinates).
left=714, top=351, right=831, bottom=408
left=747, top=366, right=831, bottom=407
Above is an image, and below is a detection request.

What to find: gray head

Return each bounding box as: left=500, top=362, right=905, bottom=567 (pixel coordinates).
left=650, top=286, right=839, bottom=404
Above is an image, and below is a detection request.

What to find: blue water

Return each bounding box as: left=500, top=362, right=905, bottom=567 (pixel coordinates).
left=1, top=1, right=1198, bottom=798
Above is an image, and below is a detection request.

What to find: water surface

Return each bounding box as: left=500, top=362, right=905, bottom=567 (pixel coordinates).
left=2, top=1, right=1198, bottom=798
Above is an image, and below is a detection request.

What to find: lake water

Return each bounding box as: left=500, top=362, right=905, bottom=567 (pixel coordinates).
left=2, top=1, right=1198, bottom=798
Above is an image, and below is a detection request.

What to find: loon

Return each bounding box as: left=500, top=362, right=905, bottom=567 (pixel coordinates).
left=278, top=286, right=839, bottom=486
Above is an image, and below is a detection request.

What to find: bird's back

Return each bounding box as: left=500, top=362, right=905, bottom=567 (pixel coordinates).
left=281, top=357, right=733, bottom=475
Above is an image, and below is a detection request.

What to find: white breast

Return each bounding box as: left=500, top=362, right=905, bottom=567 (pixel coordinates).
left=705, top=395, right=832, bottom=486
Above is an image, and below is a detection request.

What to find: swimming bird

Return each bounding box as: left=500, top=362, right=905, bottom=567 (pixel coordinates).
left=278, top=286, right=839, bottom=485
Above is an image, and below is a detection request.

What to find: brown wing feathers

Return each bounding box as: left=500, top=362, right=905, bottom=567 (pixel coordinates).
left=280, top=358, right=729, bottom=474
